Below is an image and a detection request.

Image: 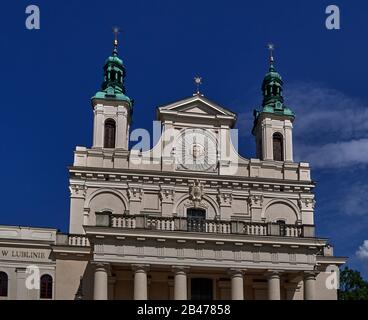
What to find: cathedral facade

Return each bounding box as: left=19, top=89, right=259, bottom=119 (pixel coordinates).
left=0, top=38, right=346, bottom=300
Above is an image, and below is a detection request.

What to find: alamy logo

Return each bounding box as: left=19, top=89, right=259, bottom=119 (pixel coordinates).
left=25, top=5, right=40, bottom=30
left=325, top=5, right=340, bottom=30
left=128, top=123, right=239, bottom=175
left=325, top=265, right=340, bottom=290
left=25, top=265, right=40, bottom=290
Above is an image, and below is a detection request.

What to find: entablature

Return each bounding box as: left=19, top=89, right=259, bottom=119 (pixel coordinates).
left=69, top=166, right=314, bottom=194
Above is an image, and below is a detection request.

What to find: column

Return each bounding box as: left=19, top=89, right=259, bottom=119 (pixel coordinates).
left=229, top=269, right=244, bottom=300
left=93, top=263, right=109, bottom=300
left=267, top=271, right=281, bottom=300
left=132, top=264, right=149, bottom=300
left=304, top=271, right=317, bottom=300
left=173, top=266, right=189, bottom=300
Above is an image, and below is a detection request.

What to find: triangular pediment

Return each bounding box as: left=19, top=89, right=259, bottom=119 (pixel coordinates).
left=182, top=105, right=209, bottom=114
left=157, top=94, right=237, bottom=120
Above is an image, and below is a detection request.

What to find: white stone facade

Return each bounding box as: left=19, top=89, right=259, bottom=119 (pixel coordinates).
left=0, top=67, right=346, bottom=301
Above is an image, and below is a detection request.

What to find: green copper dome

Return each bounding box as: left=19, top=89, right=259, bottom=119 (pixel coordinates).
left=105, top=55, right=124, bottom=67
left=92, top=38, right=132, bottom=105
left=252, top=54, right=295, bottom=134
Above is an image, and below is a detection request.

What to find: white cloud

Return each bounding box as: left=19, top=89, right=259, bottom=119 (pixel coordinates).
left=295, top=138, right=368, bottom=169
left=235, top=82, right=368, bottom=169
left=285, top=83, right=368, bottom=169
left=286, top=83, right=368, bottom=141
left=338, top=182, right=368, bottom=216
left=356, top=241, right=368, bottom=260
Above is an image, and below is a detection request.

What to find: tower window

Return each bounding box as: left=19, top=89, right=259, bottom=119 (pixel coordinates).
left=110, top=70, right=116, bottom=81
left=104, top=119, right=116, bottom=148
left=273, top=132, right=283, bottom=161
left=0, top=272, right=8, bottom=297
left=40, top=274, right=53, bottom=299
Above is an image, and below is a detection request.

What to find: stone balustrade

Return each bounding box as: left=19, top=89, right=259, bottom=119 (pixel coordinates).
left=68, top=234, right=90, bottom=247
left=107, top=214, right=312, bottom=238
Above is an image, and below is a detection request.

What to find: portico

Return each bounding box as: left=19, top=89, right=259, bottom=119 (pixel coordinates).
left=91, top=262, right=317, bottom=300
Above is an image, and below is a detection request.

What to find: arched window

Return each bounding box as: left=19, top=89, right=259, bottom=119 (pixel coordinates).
left=110, top=70, right=116, bottom=81
left=0, top=272, right=8, bottom=297
left=104, top=119, right=116, bottom=148
left=40, top=274, right=53, bottom=299
left=273, top=85, right=278, bottom=96
left=187, top=208, right=206, bottom=232
left=273, top=133, right=284, bottom=161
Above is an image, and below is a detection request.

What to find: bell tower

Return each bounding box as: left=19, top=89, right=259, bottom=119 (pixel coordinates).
left=252, top=44, right=295, bottom=162
left=91, top=28, right=133, bottom=150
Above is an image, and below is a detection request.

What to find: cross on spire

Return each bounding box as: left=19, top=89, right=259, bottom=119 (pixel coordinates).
left=194, top=76, right=202, bottom=95
left=267, top=43, right=275, bottom=70
left=113, top=26, right=120, bottom=55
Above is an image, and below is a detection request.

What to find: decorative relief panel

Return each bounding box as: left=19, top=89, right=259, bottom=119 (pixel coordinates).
left=177, top=247, right=184, bottom=258
left=217, top=191, right=233, bottom=207
left=157, top=246, right=165, bottom=257
left=159, top=188, right=175, bottom=204
left=128, top=186, right=143, bottom=202
left=271, top=252, right=278, bottom=262
left=94, top=241, right=317, bottom=270
left=69, top=184, right=87, bottom=198
left=248, top=194, right=263, bottom=209
left=137, top=245, right=144, bottom=255
left=234, top=250, right=241, bottom=261
left=215, top=249, right=222, bottom=259
left=189, top=180, right=205, bottom=208
left=289, top=253, right=296, bottom=263
left=298, top=198, right=316, bottom=210
left=196, top=247, right=204, bottom=258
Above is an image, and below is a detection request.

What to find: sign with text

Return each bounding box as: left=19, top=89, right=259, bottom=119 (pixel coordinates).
left=0, top=247, right=50, bottom=262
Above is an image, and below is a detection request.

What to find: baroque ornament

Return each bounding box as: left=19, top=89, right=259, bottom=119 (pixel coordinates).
left=159, top=189, right=175, bottom=203
left=189, top=179, right=204, bottom=208
left=217, top=191, right=233, bottom=206
left=248, top=194, right=263, bottom=208
left=298, top=198, right=316, bottom=210
left=128, top=187, right=143, bottom=201
left=69, top=184, right=87, bottom=197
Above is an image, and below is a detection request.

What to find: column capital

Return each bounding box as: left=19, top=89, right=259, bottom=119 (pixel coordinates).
left=92, top=262, right=110, bottom=271
left=228, top=268, right=246, bottom=277
left=172, top=265, right=190, bottom=274
left=304, top=271, right=319, bottom=280
left=132, top=264, right=150, bottom=273
left=265, top=270, right=283, bottom=279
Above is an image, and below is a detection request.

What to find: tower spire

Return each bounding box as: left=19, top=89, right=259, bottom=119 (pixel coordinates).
left=252, top=43, right=294, bottom=135
left=113, top=27, right=120, bottom=56
left=92, top=28, right=132, bottom=105
left=267, top=43, right=275, bottom=71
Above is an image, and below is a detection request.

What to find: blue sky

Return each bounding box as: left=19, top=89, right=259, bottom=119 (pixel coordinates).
left=0, top=1, right=367, bottom=277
